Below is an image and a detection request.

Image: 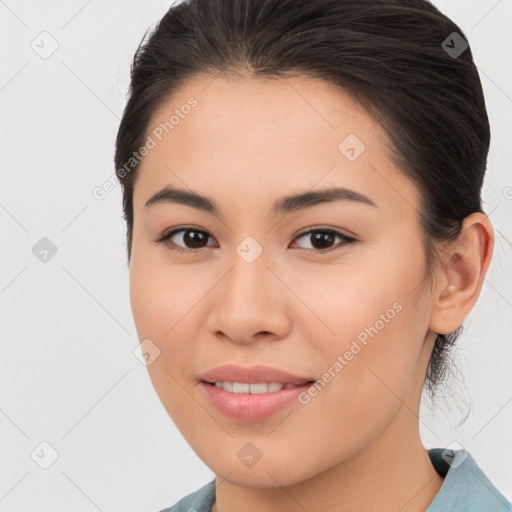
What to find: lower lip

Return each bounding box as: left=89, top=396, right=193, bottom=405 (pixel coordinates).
left=200, top=381, right=313, bottom=422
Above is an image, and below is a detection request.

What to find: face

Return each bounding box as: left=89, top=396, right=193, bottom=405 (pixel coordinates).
left=129, top=74, right=439, bottom=487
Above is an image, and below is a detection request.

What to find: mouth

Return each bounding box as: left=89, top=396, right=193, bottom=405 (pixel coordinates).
left=199, top=379, right=317, bottom=422
left=201, top=380, right=316, bottom=393
left=198, top=364, right=316, bottom=388
left=197, top=364, right=317, bottom=421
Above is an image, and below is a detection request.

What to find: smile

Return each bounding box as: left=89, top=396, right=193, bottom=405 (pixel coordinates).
left=209, top=381, right=313, bottom=393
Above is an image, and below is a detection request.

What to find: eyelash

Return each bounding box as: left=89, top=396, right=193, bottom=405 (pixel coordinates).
left=154, top=226, right=357, bottom=254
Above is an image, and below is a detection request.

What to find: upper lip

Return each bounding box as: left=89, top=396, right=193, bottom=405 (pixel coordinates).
left=199, top=364, right=315, bottom=385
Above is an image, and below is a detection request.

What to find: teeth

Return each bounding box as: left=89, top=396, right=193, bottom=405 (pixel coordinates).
left=233, top=382, right=250, bottom=393
left=213, top=381, right=292, bottom=393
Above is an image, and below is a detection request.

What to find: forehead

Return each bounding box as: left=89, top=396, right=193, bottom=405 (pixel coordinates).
left=146, top=73, right=387, bottom=157
left=134, top=74, right=418, bottom=219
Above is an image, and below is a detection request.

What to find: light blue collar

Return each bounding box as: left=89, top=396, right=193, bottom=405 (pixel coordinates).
left=426, top=448, right=511, bottom=511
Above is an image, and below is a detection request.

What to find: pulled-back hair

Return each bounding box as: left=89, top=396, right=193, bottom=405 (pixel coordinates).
left=115, top=0, right=491, bottom=401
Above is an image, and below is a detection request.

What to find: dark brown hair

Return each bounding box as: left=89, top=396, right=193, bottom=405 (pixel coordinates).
left=115, top=0, right=490, bottom=401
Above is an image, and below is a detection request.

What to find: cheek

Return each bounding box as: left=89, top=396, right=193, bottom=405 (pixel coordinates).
left=297, top=261, right=403, bottom=348
left=129, top=261, right=207, bottom=432
left=297, top=252, right=428, bottom=407
left=129, top=255, right=214, bottom=402
left=129, top=251, right=199, bottom=339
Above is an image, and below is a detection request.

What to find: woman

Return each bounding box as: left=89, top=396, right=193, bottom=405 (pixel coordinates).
left=115, top=0, right=511, bottom=510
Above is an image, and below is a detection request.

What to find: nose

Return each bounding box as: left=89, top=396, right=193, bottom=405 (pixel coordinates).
left=206, top=245, right=292, bottom=345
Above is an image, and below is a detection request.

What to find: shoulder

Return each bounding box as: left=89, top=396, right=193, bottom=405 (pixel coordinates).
left=427, top=448, right=512, bottom=511
left=157, top=479, right=216, bottom=512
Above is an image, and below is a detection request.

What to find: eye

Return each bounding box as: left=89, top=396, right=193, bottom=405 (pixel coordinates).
left=290, top=228, right=357, bottom=253
left=154, top=226, right=357, bottom=254
left=154, top=226, right=217, bottom=253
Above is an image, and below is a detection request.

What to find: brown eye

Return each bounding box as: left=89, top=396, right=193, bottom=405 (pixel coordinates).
left=156, top=227, right=217, bottom=252
left=154, top=226, right=356, bottom=254
left=292, top=228, right=356, bottom=252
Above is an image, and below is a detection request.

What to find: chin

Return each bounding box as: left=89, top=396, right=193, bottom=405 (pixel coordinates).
left=202, top=449, right=325, bottom=489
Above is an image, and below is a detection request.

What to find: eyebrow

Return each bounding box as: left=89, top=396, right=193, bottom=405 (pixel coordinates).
left=144, top=185, right=377, bottom=216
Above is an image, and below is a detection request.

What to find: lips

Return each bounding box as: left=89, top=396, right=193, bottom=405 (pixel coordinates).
left=198, top=364, right=315, bottom=386
left=198, top=364, right=318, bottom=421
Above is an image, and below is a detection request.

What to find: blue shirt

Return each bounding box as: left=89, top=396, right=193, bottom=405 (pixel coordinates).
left=159, top=448, right=511, bottom=511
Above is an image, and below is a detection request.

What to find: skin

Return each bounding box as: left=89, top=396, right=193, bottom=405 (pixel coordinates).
left=128, top=74, right=494, bottom=512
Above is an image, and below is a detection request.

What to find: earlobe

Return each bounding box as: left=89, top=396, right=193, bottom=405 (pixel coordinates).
left=429, top=212, right=494, bottom=335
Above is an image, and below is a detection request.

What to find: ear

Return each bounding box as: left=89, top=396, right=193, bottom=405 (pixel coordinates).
left=429, top=212, right=494, bottom=335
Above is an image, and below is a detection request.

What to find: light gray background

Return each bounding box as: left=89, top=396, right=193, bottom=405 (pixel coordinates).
left=0, top=1, right=511, bottom=510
